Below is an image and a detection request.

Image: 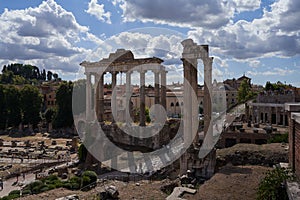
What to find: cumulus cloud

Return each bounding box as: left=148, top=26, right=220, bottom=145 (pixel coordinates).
left=88, top=31, right=184, bottom=66
left=114, top=0, right=263, bottom=29
left=233, top=0, right=261, bottom=12
left=187, top=0, right=300, bottom=60
left=247, top=67, right=294, bottom=76
left=0, top=0, right=99, bottom=73
left=116, top=0, right=234, bottom=29
left=86, top=0, right=111, bottom=24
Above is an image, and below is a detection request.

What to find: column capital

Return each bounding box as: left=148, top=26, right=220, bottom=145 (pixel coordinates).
left=111, top=71, right=119, bottom=75
left=138, top=69, right=147, bottom=74
left=126, top=70, right=133, bottom=75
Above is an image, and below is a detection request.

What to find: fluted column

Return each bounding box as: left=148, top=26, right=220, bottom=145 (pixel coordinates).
left=140, top=70, right=146, bottom=126
left=98, top=73, right=105, bottom=122
left=204, top=57, right=213, bottom=137
left=154, top=71, right=160, bottom=104
left=111, top=71, right=118, bottom=123
left=126, top=71, right=132, bottom=124
left=182, top=58, right=193, bottom=146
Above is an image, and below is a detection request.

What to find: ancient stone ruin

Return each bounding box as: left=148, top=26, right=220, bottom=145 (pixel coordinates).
left=78, top=39, right=216, bottom=179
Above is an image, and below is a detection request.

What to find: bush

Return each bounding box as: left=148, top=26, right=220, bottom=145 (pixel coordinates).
left=21, top=189, right=31, bottom=196
left=8, top=190, right=20, bottom=196
left=257, top=167, right=294, bottom=200
left=81, top=175, right=91, bottom=188
left=25, top=180, right=44, bottom=194
left=82, top=171, right=97, bottom=183
left=63, top=176, right=81, bottom=190
left=268, top=133, right=288, bottom=143
left=40, top=186, right=50, bottom=193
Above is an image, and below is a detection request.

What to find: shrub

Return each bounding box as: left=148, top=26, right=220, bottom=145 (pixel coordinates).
left=8, top=190, right=20, bottom=196
left=40, top=186, right=50, bottom=193
left=21, top=189, right=31, bottom=196
left=257, top=167, right=294, bottom=200
left=81, top=176, right=91, bottom=188
left=268, top=133, right=288, bottom=143
left=82, top=170, right=97, bottom=183
left=63, top=176, right=81, bottom=190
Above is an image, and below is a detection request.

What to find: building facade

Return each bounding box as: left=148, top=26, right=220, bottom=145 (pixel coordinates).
left=286, top=103, right=300, bottom=179
left=248, top=90, right=296, bottom=126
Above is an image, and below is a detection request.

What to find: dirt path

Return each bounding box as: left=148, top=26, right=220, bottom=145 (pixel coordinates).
left=184, top=165, right=271, bottom=200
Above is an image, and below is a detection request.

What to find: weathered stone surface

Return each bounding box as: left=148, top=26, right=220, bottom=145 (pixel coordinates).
left=55, top=194, right=79, bottom=200
left=160, top=180, right=179, bottom=194
left=166, top=187, right=196, bottom=200
left=105, top=185, right=119, bottom=199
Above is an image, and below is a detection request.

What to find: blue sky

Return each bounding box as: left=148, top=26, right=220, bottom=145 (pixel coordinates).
left=0, top=0, right=300, bottom=86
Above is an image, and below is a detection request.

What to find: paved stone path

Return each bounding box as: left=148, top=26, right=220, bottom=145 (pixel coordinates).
left=0, top=172, right=35, bottom=197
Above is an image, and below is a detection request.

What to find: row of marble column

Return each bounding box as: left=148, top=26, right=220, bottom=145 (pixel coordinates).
left=85, top=70, right=167, bottom=126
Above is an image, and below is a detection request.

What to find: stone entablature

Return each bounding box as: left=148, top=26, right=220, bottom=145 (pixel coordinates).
left=80, top=49, right=167, bottom=126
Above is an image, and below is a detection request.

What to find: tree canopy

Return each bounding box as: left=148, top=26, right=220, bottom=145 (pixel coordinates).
left=1, top=63, right=60, bottom=84
left=20, top=85, right=43, bottom=128
left=238, top=79, right=254, bottom=103
left=53, top=81, right=74, bottom=128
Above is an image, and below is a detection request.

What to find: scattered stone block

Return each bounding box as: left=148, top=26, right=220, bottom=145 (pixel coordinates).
left=166, top=187, right=196, bottom=200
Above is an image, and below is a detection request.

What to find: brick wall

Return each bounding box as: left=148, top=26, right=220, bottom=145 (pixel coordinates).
left=289, top=112, right=300, bottom=179
left=294, top=122, right=300, bottom=179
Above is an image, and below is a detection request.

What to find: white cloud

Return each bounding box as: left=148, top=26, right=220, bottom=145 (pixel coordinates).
left=114, top=0, right=263, bottom=29
left=247, top=67, right=294, bottom=76
left=0, top=0, right=99, bottom=73
left=87, top=30, right=184, bottom=66
left=116, top=0, right=235, bottom=29
left=187, top=0, right=300, bottom=60
left=233, top=0, right=261, bottom=12
left=86, top=0, right=111, bottom=24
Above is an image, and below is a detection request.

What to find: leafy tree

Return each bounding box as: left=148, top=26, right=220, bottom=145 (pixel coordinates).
left=44, top=108, right=56, bottom=124
left=20, top=85, right=43, bottom=128
left=257, top=167, right=293, bottom=200
left=53, top=73, right=58, bottom=80
left=5, top=86, right=22, bottom=128
left=238, top=79, right=253, bottom=103
left=145, top=107, right=151, bottom=123
left=41, top=69, right=47, bottom=81
left=53, top=81, right=74, bottom=128
left=265, top=81, right=273, bottom=91
left=0, top=71, right=14, bottom=84
left=47, top=71, right=53, bottom=81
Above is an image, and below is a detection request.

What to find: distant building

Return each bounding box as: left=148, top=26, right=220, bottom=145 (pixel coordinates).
left=39, top=83, right=59, bottom=111
left=249, top=88, right=296, bottom=126
left=223, top=74, right=251, bottom=90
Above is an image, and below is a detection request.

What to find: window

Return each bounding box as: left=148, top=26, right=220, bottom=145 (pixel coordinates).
left=170, top=102, right=174, bottom=107
left=176, top=102, right=179, bottom=106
